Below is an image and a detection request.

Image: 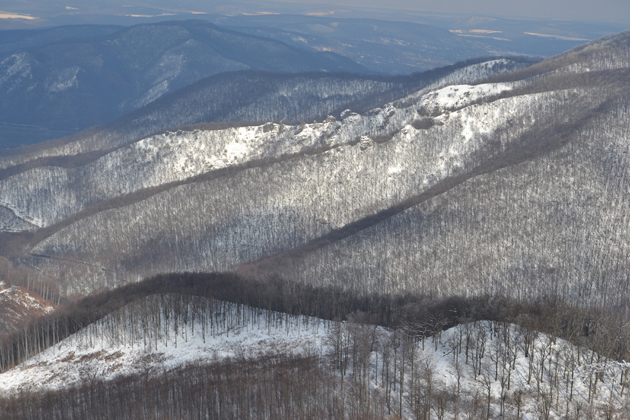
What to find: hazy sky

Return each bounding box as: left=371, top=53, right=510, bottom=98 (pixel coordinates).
left=276, top=0, right=630, bottom=24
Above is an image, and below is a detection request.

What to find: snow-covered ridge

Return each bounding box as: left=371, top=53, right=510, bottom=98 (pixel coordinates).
left=521, top=32, right=630, bottom=78
left=423, top=59, right=525, bottom=91
left=420, top=83, right=513, bottom=113
left=0, top=57, right=525, bottom=172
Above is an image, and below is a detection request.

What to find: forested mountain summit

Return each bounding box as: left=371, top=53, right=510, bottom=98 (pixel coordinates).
left=1, top=31, right=630, bottom=308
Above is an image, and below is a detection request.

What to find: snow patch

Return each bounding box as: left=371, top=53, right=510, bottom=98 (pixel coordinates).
left=46, top=67, right=80, bottom=93
left=387, top=165, right=402, bottom=174
left=0, top=53, right=33, bottom=90
left=130, top=80, right=169, bottom=109
left=421, top=83, right=513, bottom=112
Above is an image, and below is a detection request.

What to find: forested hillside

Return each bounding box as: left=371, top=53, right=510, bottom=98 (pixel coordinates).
left=3, top=16, right=630, bottom=420
left=246, top=32, right=630, bottom=306
left=0, top=33, right=628, bottom=306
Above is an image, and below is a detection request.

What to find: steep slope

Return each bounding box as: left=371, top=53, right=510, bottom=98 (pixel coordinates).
left=14, top=78, right=532, bottom=294
left=0, top=20, right=365, bottom=148
left=246, top=36, right=630, bottom=306
left=250, top=98, right=630, bottom=305
left=2, top=33, right=630, bottom=307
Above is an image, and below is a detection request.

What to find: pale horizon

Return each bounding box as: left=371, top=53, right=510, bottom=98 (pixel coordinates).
left=274, top=0, right=630, bottom=24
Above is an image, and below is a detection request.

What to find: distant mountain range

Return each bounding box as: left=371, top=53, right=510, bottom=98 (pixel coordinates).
left=211, top=14, right=591, bottom=73
left=0, top=20, right=365, bottom=148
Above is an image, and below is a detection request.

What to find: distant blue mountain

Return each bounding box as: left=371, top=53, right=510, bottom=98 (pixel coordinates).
left=0, top=20, right=366, bottom=148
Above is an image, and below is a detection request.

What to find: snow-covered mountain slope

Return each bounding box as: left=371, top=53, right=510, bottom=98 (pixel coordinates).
left=490, top=30, right=630, bottom=81
left=0, top=282, right=54, bottom=334
left=248, top=90, right=630, bottom=305
left=0, top=296, right=332, bottom=394
left=16, top=85, right=612, bottom=296
left=550, top=30, right=630, bottom=73
left=1, top=295, right=627, bottom=419
left=0, top=79, right=516, bottom=230
left=2, top=32, right=630, bottom=304
left=20, top=84, right=584, bottom=293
